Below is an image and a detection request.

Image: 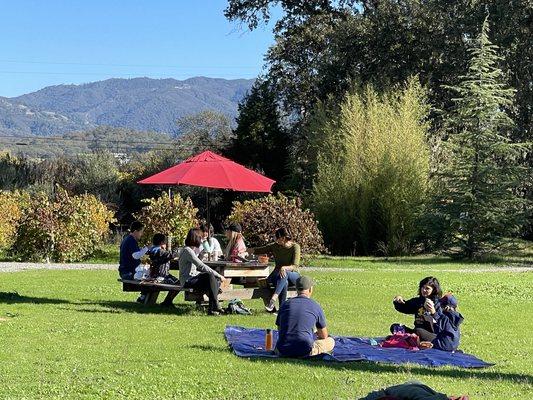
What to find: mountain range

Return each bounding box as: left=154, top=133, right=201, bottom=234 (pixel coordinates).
left=1, top=77, right=254, bottom=137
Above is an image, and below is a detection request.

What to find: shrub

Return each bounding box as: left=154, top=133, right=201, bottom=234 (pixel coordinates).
left=134, top=192, right=198, bottom=247
left=0, top=191, right=30, bottom=251
left=12, top=188, right=115, bottom=262
left=312, top=78, right=430, bottom=255
left=227, top=194, right=326, bottom=254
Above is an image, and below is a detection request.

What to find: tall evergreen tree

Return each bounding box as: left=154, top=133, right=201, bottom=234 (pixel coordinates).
left=229, top=79, right=291, bottom=187
left=434, top=17, right=526, bottom=258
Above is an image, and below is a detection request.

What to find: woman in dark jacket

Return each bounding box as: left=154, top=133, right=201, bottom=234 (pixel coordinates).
left=391, top=276, right=443, bottom=341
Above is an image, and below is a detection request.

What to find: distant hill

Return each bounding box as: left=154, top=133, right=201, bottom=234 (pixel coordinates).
left=2, top=77, right=254, bottom=137
left=0, top=96, right=86, bottom=136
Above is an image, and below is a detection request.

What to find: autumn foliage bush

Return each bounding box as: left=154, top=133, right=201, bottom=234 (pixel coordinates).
left=134, top=192, right=198, bottom=247
left=0, top=191, right=30, bottom=252
left=11, top=188, right=114, bottom=262
left=227, top=194, right=326, bottom=254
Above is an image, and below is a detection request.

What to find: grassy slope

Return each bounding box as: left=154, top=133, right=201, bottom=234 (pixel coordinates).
left=0, top=262, right=531, bottom=399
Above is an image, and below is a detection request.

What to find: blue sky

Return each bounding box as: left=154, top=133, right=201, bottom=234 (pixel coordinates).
left=0, top=0, right=277, bottom=97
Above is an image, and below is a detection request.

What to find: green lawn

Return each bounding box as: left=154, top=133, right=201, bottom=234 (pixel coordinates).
left=0, top=259, right=531, bottom=399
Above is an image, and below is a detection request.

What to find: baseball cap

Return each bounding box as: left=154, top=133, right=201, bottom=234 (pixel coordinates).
left=296, top=275, right=314, bottom=291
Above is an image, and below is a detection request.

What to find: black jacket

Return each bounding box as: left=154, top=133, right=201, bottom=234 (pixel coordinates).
left=393, top=295, right=441, bottom=332
left=147, top=246, right=173, bottom=277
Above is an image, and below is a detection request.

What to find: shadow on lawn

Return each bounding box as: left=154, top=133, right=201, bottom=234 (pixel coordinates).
left=76, top=300, right=200, bottom=316
left=0, top=291, right=72, bottom=305
left=190, top=344, right=231, bottom=354
left=246, top=356, right=532, bottom=385
left=0, top=291, right=200, bottom=316
left=366, top=256, right=532, bottom=266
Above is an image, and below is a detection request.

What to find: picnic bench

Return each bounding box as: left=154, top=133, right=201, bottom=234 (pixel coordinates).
left=119, top=260, right=297, bottom=306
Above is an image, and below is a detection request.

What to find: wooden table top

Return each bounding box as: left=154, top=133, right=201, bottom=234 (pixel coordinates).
left=204, top=260, right=269, bottom=269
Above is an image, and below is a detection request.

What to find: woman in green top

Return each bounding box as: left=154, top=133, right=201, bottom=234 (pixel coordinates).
left=248, top=227, right=301, bottom=312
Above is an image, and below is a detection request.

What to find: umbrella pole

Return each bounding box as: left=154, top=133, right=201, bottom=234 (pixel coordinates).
left=168, top=187, right=173, bottom=251
left=206, top=187, right=210, bottom=229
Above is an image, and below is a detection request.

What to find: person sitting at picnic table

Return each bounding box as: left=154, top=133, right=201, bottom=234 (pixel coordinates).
left=275, top=275, right=335, bottom=358
left=146, top=233, right=180, bottom=307
left=223, top=222, right=248, bottom=262
left=119, top=221, right=150, bottom=303
left=199, top=223, right=223, bottom=261
left=179, top=228, right=227, bottom=315
left=248, top=227, right=301, bottom=312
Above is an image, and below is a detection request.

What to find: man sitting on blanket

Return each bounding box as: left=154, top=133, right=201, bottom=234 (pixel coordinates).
left=275, top=275, right=335, bottom=357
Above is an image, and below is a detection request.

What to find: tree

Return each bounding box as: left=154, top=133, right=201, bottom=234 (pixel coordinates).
left=312, top=79, right=430, bottom=255
left=431, top=18, right=527, bottom=258
left=175, top=110, right=233, bottom=158
left=229, top=79, right=291, bottom=187
left=226, top=0, right=533, bottom=191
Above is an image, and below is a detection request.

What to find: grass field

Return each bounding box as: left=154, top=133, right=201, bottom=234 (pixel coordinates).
left=0, top=257, right=532, bottom=399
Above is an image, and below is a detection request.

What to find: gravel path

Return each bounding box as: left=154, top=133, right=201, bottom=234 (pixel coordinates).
left=0, top=262, right=116, bottom=273
left=0, top=262, right=530, bottom=273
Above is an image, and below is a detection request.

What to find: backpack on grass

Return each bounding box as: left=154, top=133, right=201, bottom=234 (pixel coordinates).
left=226, top=298, right=252, bottom=315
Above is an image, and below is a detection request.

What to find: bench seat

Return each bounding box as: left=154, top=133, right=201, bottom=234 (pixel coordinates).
left=118, top=278, right=297, bottom=306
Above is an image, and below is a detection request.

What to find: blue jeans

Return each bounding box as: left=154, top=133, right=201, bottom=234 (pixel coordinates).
left=267, top=269, right=300, bottom=306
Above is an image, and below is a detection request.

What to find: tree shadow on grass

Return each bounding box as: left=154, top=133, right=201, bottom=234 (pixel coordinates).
left=0, top=291, right=201, bottom=316
left=189, top=344, right=231, bottom=354
left=245, top=356, right=532, bottom=385
left=76, top=299, right=200, bottom=316
left=189, top=341, right=531, bottom=385
left=365, top=253, right=532, bottom=267
left=0, top=291, right=72, bottom=305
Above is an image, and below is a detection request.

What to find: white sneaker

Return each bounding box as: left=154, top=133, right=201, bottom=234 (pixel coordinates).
left=264, top=299, right=277, bottom=313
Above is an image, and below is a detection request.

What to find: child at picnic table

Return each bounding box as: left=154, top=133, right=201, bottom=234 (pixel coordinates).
left=146, top=233, right=180, bottom=307
left=248, top=227, right=301, bottom=313
left=179, top=228, right=227, bottom=316
left=391, top=276, right=442, bottom=342
left=223, top=223, right=248, bottom=262
left=199, top=223, right=223, bottom=261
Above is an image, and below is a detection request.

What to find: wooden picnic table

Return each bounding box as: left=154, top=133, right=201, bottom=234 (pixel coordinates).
left=204, top=260, right=270, bottom=279
left=120, top=259, right=297, bottom=306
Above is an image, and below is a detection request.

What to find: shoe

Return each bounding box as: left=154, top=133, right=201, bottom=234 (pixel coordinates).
left=208, top=310, right=221, bottom=316
left=136, top=295, right=146, bottom=303
left=390, top=323, right=405, bottom=334
left=264, top=299, right=277, bottom=313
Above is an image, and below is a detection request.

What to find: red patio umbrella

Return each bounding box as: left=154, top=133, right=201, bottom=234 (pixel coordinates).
left=138, top=150, right=275, bottom=228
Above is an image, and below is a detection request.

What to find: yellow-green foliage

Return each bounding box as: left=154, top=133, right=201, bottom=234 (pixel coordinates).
left=12, top=188, right=115, bottom=262
left=228, top=193, right=326, bottom=254
left=312, top=78, right=430, bottom=255
left=134, top=192, right=198, bottom=247
left=0, top=191, right=30, bottom=251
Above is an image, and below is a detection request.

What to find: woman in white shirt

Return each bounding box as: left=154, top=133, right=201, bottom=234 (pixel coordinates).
left=199, top=223, right=223, bottom=261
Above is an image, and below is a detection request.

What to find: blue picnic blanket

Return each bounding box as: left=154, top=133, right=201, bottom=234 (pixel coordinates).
left=224, top=326, right=493, bottom=369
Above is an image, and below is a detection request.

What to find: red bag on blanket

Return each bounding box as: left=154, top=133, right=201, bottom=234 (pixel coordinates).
left=381, top=333, right=420, bottom=350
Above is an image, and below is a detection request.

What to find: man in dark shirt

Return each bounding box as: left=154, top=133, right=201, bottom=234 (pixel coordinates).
left=119, top=221, right=149, bottom=302
left=275, top=275, right=335, bottom=357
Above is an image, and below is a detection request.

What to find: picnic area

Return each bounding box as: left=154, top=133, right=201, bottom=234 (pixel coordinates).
left=0, top=252, right=531, bottom=399
left=1, top=1, right=532, bottom=399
